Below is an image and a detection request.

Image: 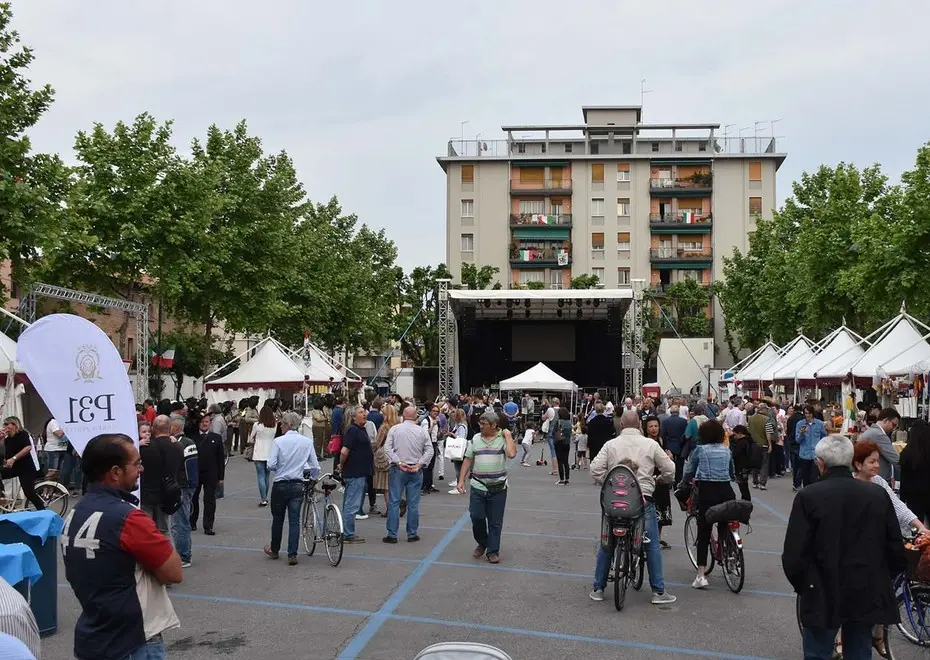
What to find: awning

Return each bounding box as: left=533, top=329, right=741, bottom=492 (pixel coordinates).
left=513, top=228, right=570, bottom=240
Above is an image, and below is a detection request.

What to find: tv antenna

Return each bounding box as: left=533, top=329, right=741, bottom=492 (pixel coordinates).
left=640, top=78, right=653, bottom=107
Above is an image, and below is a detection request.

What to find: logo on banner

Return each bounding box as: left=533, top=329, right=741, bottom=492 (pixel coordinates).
left=75, top=345, right=103, bottom=382
left=17, top=314, right=138, bottom=457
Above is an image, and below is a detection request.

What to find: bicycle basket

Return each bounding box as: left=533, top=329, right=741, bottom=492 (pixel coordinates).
left=905, top=546, right=923, bottom=582
left=600, top=464, right=645, bottom=520
left=414, top=642, right=513, bottom=660
left=704, top=499, right=752, bottom=525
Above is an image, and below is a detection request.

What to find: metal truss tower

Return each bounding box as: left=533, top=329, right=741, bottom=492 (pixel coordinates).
left=436, top=279, right=455, bottom=401
left=622, top=279, right=646, bottom=397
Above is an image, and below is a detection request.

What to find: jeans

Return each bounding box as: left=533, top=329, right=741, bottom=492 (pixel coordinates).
left=141, top=503, right=170, bottom=537
left=436, top=441, right=445, bottom=478
left=547, top=433, right=556, bottom=465
left=796, top=458, right=816, bottom=488
left=191, top=480, right=217, bottom=531
left=342, top=476, right=367, bottom=538
left=469, top=487, right=507, bottom=555
left=422, top=444, right=437, bottom=491
left=752, top=448, right=770, bottom=486
left=357, top=474, right=376, bottom=514
left=452, top=460, right=463, bottom=484
left=772, top=444, right=785, bottom=474
left=593, top=501, right=665, bottom=593
left=255, top=461, right=270, bottom=502
left=802, top=622, right=873, bottom=660
left=790, top=448, right=802, bottom=488
left=269, top=481, right=303, bottom=557
left=123, top=635, right=166, bottom=660
left=387, top=466, right=423, bottom=539
left=171, top=487, right=194, bottom=562
left=555, top=443, right=571, bottom=481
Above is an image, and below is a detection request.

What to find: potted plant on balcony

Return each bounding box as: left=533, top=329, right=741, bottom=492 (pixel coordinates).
left=525, top=281, right=546, bottom=290
left=509, top=241, right=519, bottom=259
left=689, top=170, right=713, bottom=187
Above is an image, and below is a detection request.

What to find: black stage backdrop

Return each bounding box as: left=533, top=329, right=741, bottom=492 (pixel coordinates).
left=458, top=319, right=623, bottom=390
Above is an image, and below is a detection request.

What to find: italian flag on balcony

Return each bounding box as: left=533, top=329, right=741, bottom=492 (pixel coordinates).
left=519, top=249, right=534, bottom=261
left=531, top=214, right=556, bottom=225
left=149, top=347, right=176, bottom=368
left=681, top=210, right=695, bottom=224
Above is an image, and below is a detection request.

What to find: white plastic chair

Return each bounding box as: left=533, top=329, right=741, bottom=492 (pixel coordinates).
left=414, top=642, right=513, bottom=660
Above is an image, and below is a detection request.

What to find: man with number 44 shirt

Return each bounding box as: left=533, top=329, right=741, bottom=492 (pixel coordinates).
left=62, top=433, right=182, bottom=660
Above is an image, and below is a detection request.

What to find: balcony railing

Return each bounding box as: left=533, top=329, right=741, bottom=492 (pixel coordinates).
left=650, top=247, right=713, bottom=261
left=508, top=283, right=565, bottom=290
left=510, top=247, right=571, bottom=265
left=649, top=212, right=712, bottom=225
left=510, top=178, right=573, bottom=193
left=649, top=176, right=713, bottom=190
left=647, top=282, right=711, bottom=295
left=510, top=213, right=572, bottom=226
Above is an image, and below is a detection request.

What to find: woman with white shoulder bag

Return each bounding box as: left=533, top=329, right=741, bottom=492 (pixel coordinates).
left=445, top=408, right=470, bottom=494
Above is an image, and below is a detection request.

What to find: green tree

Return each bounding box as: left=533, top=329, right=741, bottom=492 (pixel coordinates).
left=391, top=264, right=452, bottom=366
left=460, top=263, right=500, bottom=290
left=0, top=2, right=67, bottom=295
left=159, top=328, right=234, bottom=399
left=570, top=274, right=600, bottom=289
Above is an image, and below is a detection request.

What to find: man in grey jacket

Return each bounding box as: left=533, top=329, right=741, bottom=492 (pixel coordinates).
left=857, top=408, right=900, bottom=484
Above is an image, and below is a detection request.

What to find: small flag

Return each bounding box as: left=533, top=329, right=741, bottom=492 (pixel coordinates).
left=150, top=347, right=176, bottom=368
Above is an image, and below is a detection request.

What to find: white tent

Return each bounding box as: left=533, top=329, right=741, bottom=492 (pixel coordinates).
left=500, top=362, right=577, bottom=391
left=735, top=342, right=784, bottom=383
left=282, top=341, right=362, bottom=384
left=773, top=335, right=822, bottom=382
left=880, top=330, right=930, bottom=376
left=791, top=327, right=867, bottom=385
left=755, top=336, right=814, bottom=384
left=852, top=315, right=930, bottom=378
left=0, top=330, right=20, bottom=374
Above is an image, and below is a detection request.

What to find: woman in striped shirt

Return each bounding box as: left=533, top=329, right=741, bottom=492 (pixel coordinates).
left=456, top=410, right=518, bottom=564
left=853, top=440, right=928, bottom=536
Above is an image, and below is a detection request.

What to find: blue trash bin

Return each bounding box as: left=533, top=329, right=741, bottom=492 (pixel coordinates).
left=0, top=511, right=65, bottom=636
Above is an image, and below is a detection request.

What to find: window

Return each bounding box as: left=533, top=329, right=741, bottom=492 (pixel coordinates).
left=461, top=164, right=474, bottom=183
left=565, top=143, right=573, bottom=154
left=519, top=270, right=544, bottom=284
left=591, top=198, right=604, bottom=217
left=617, top=232, right=631, bottom=250
left=699, top=142, right=707, bottom=152
left=618, top=268, right=631, bottom=286
left=461, top=234, right=474, bottom=252
left=749, top=161, right=762, bottom=181
left=519, top=167, right=545, bottom=184
left=749, top=197, right=762, bottom=215
left=674, top=141, right=683, bottom=152
left=550, top=202, right=562, bottom=216
left=591, top=233, right=605, bottom=250
left=460, top=199, right=474, bottom=217
left=590, top=142, right=600, bottom=155
left=517, top=143, right=526, bottom=154
left=541, top=143, right=547, bottom=153
left=550, top=270, right=562, bottom=288
left=622, top=142, right=632, bottom=155
left=616, top=198, right=630, bottom=216
left=678, top=269, right=702, bottom=283
left=651, top=142, right=659, bottom=152
left=519, top=200, right=544, bottom=215
left=127, top=337, right=135, bottom=361
left=592, top=268, right=604, bottom=283
left=679, top=240, right=702, bottom=251
left=616, top=163, right=630, bottom=181
left=591, top=163, right=604, bottom=183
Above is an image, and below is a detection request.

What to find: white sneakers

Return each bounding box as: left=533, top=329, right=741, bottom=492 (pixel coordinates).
left=448, top=488, right=460, bottom=495
left=651, top=592, right=677, bottom=604
left=692, top=575, right=709, bottom=589
left=355, top=514, right=369, bottom=520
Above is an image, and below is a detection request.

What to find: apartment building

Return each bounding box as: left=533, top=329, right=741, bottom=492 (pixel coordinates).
left=436, top=105, right=786, bottom=365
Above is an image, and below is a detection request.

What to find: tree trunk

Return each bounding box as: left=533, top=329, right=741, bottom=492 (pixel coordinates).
left=204, top=312, right=214, bottom=379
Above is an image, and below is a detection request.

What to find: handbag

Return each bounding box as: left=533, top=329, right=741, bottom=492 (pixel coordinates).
left=444, top=436, right=467, bottom=461
left=327, top=435, right=343, bottom=454
left=243, top=444, right=254, bottom=461
left=374, top=445, right=390, bottom=471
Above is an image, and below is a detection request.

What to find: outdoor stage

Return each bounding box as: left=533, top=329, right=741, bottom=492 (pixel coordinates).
left=447, top=289, right=634, bottom=394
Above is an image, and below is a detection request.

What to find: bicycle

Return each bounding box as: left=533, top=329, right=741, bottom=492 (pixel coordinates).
left=603, top=514, right=645, bottom=611
left=890, top=539, right=930, bottom=647
left=0, top=476, right=69, bottom=516
left=682, top=492, right=746, bottom=593
left=300, top=471, right=344, bottom=566
left=795, top=594, right=895, bottom=659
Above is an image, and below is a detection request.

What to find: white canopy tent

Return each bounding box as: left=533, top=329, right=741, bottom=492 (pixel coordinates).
left=789, top=327, right=867, bottom=386
left=726, top=341, right=781, bottom=381
left=817, top=312, right=930, bottom=380
left=500, top=362, right=578, bottom=413
left=0, top=330, right=23, bottom=421
left=747, top=336, right=815, bottom=386
left=735, top=342, right=786, bottom=385
left=773, top=335, right=823, bottom=382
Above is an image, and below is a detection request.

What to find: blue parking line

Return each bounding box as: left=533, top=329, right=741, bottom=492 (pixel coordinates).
left=336, top=510, right=471, bottom=659
left=389, top=613, right=775, bottom=660
left=56, top=583, right=774, bottom=659
left=752, top=497, right=790, bottom=523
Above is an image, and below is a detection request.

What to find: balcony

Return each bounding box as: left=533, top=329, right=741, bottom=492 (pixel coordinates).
left=649, top=212, right=713, bottom=233
left=657, top=314, right=714, bottom=336
left=508, top=282, right=566, bottom=290
left=510, top=178, right=573, bottom=195
left=649, top=175, right=712, bottom=195
left=510, top=247, right=571, bottom=267
left=650, top=246, right=713, bottom=267
left=647, top=282, right=711, bottom=297
left=510, top=213, right=572, bottom=228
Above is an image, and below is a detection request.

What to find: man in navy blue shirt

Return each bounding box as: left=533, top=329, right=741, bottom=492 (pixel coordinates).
left=62, top=433, right=182, bottom=660
left=339, top=406, right=374, bottom=544
left=661, top=406, right=689, bottom=484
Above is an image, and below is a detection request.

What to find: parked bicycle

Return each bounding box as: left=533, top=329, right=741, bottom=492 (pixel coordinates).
left=0, top=477, right=69, bottom=516
left=682, top=491, right=747, bottom=593
left=300, top=471, right=344, bottom=566
left=603, top=514, right=646, bottom=611
left=889, top=536, right=930, bottom=648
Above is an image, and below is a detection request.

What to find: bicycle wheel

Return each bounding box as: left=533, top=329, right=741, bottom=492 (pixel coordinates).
left=33, top=481, right=69, bottom=516
left=684, top=515, right=699, bottom=570
left=301, top=495, right=317, bottom=556
left=705, top=525, right=716, bottom=576
left=895, top=582, right=930, bottom=646
left=721, top=531, right=745, bottom=593
left=323, top=503, right=344, bottom=567
left=632, top=546, right=645, bottom=591
left=613, top=535, right=630, bottom=611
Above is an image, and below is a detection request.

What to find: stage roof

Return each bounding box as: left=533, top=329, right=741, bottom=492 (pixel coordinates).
left=448, top=288, right=633, bottom=320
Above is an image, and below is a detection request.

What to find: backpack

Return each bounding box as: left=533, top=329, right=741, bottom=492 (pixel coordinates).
left=553, top=419, right=566, bottom=445
left=600, top=464, right=645, bottom=521
left=747, top=441, right=764, bottom=470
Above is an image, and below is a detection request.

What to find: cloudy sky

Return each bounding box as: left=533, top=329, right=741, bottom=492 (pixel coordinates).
left=12, top=0, right=930, bottom=270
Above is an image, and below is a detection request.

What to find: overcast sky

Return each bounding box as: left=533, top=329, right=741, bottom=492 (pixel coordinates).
left=12, top=0, right=930, bottom=270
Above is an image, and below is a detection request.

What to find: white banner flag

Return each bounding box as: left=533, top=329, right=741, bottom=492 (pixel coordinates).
left=17, top=314, right=138, bottom=457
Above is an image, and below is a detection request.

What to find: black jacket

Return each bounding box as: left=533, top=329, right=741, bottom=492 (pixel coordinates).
left=585, top=415, right=615, bottom=462
left=661, top=415, right=688, bottom=456
left=729, top=436, right=753, bottom=474
left=140, top=436, right=182, bottom=506
left=899, top=442, right=930, bottom=516
left=195, top=431, right=226, bottom=485
left=786, top=412, right=804, bottom=447
left=782, top=466, right=907, bottom=629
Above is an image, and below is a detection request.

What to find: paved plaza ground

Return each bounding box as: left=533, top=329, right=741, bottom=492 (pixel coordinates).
left=43, top=453, right=927, bottom=659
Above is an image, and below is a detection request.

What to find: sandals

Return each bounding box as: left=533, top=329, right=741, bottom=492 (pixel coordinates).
left=872, top=634, right=887, bottom=657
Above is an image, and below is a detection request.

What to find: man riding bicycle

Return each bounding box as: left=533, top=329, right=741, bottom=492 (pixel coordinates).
left=590, top=410, right=677, bottom=605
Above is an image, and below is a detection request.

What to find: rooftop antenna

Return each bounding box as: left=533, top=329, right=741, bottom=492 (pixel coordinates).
left=640, top=78, right=653, bottom=108
left=769, top=118, right=783, bottom=151
left=460, top=120, right=470, bottom=148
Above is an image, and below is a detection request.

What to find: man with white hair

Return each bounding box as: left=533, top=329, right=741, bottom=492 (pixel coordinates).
left=783, top=434, right=906, bottom=659
left=589, top=410, right=677, bottom=605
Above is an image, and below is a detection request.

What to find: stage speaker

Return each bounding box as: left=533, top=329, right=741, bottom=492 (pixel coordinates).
left=607, top=305, right=622, bottom=337
left=462, top=305, right=476, bottom=337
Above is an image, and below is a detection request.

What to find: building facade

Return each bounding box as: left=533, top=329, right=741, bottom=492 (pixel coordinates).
left=436, top=105, right=786, bottom=366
